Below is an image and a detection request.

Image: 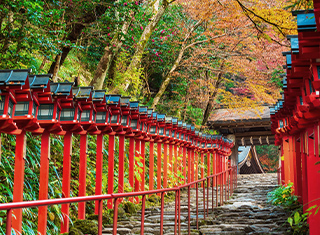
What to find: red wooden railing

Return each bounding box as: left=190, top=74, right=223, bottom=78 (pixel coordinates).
left=0, top=166, right=237, bottom=235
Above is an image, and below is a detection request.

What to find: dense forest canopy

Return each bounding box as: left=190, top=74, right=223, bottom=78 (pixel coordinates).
left=0, top=0, right=313, bottom=127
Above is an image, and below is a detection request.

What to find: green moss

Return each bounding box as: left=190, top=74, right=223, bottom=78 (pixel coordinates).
left=68, top=227, right=84, bottom=235
left=71, top=219, right=98, bottom=235
left=147, top=194, right=160, bottom=203
left=123, top=201, right=138, bottom=214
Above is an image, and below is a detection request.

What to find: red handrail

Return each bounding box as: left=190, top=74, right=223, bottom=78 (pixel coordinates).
left=0, top=166, right=237, bottom=235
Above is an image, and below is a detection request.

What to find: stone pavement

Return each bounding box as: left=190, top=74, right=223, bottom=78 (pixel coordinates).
left=103, top=174, right=292, bottom=234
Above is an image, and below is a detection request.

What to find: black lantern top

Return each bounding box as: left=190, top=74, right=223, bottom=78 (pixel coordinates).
left=29, top=74, right=52, bottom=90
left=157, top=114, right=165, bottom=122
left=73, top=87, right=93, bottom=100
left=165, top=116, right=172, bottom=124
left=282, top=52, right=292, bottom=69
left=292, top=10, right=316, bottom=31
left=139, top=106, right=148, bottom=115
left=130, top=101, right=139, bottom=111
left=92, top=90, right=107, bottom=102
left=178, top=120, right=183, bottom=128
left=0, top=69, right=31, bottom=88
left=120, top=96, right=130, bottom=107
left=152, top=112, right=157, bottom=120
left=107, top=95, right=121, bottom=106
left=287, top=35, right=299, bottom=54
left=51, top=82, right=73, bottom=97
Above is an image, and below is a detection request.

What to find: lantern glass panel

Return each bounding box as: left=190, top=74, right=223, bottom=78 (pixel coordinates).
left=110, top=115, right=118, bottom=124
left=56, top=107, right=60, bottom=120
left=96, top=112, right=106, bottom=123
left=0, top=96, right=5, bottom=115
left=202, top=143, right=205, bottom=148
left=140, top=122, right=143, bottom=131
left=15, top=102, right=29, bottom=116
left=166, top=129, right=170, bottom=137
left=81, top=110, right=90, bottom=122
left=77, top=109, right=81, bottom=121
left=121, top=115, right=128, bottom=126
left=171, top=130, right=175, bottom=138
left=92, top=111, right=96, bottom=121
left=150, top=125, right=156, bottom=134
left=32, top=101, right=37, bottom=117
left=159, top=127, right=165, bottom=135
left=144, top=123, right=148, bottom=132
left=60, top=108, right=75, bottom=121
left=131, top=119, right=138, bottom=129
left=309, top=80, right=313, bottom=94
left=300, top=96, right=303, bottom=105
left=176, top=132, right=179, bottom=139
left=37, top=104, right=54, bottom=120
left=181, top=133, right=184, bottom=140
left=8, top=99, right=13, bottom=117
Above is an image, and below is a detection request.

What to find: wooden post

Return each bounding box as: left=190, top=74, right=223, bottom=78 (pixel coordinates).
left=157, top=142, right=162, bottom=191
left=140, top=140, right=145, bottom=191
left=118, top=134, right=125, bottom=194
left=107, top=134, right=115, bottom=209
left=129, top=137, right=135, bottom=202
left=78, top=134, right=87, bottom=219
left=183, top=146, right=187, bottom=184
left=61, top=132, right=73, bottom=233
left=38, top=131, right=51, bottom=234
left=149, top=141, right=154, bottom=190
left=95, top=134, right=104, bottom=213
left=12, top=130, right=27, bottom=233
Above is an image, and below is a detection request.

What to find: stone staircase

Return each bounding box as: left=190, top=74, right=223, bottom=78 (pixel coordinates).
left=103, top=174, right=292, bottom=235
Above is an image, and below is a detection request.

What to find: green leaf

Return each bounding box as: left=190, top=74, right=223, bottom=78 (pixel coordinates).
left=315, top=206, right=319, bottom=215
left=306, top=205, right=317, bottom=212
left=288, top=217, right=293, bottom=226
left=294, top=211, right=300, bottom=224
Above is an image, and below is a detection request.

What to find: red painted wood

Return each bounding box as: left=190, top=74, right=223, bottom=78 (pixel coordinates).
left=195, top=151, right=198, bottom=182
left=187, top=148, right=191, bottom=184
left=129, top=137, right=135, bottom=194
left=183, top=146, right=187, bottom=184
left=169, top=144, right=173, bottom=173
left=200, top=153, right=204, bottom=186
left=207, top=153, right=211, bottom=177
left=107, top=134, right=115, bottom=208
left=38, top=131, right=51, bottom=234
left=78, top=134, right=87, bottom=220
left=149, top=142, right=154, bottom=190
left=12, top=130, right=26, bottom=234
left=191, top=149, right=194, bottom=187
left=157, top=142, right=162, bottom=192
left=174, top=144, right=178, bottom=177
left=61, top=132, right=73, bottom=233
left=135, top=139, right=140, bottom=195
left=95, top=134, right=104, bottom=213
left=140, top=140, right=145, bottom=191
left=118, top=135, right=125, bottom=194
left=163, top=143, right=168, bottom=188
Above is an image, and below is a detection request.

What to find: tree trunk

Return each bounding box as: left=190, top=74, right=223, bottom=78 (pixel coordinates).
left=201, top=62, right=225, bottom=128
left=151, top=19, right=204, bottom=109
left=89, top=17, right=132, bottom=90
left=122, top=0, right=169, bottom=92
left=52, top=53, right=62, bottom=82
left=38, top=57, right=47, bottom=72
left=48, top=23, right=86, bottom=74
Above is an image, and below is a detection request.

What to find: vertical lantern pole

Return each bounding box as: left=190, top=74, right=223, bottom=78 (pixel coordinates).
left=78, top=134, right=87, bottom=219
left=12, top=130, right=27, bottom=233
left=195, top=150, right=198, bottom=181
left=200, top=152, right=204, bottom=185
left=157, top=142, right=162, bottom=192
left=163, top=142, right=168, bottom=188
left=140, top=140, right=145, bottom=191
left=169, top=143, right=173, bottom=174
left=187, top=148, right=191, bottom=183
left=129, top=137, right=135, bottom=189
left=118, top=134, right=125, bottom=194
left=135, top=139, right=140, bottom=202
left=38, top=131, right=51, bottom=234
left=95, top=133, right=104, bottom=213
left=178, top=145, right=183, bottom=185
left=174, top=144, right=178, bottom=178
left=183, top=146, right=187, bottom=184
left=207, top=153, right=211, bottom=177
left=213, top=153, right=216, bottom=186
left=129, top=137, right=135, bottom=202
left=107, top=134, right=115, bottom=209
left=61, top=132, right=73, bottom=233
left=191, top=149, right=195, bottom=186
left=149, top=141, right=154, bottom=190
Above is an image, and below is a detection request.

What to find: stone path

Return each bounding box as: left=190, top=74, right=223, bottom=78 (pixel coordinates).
left=103, top=174, right=292, bottom=235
